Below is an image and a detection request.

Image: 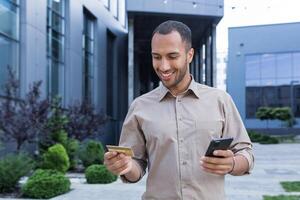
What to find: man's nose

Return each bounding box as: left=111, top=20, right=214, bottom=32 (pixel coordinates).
left=160, top=58, right=171, bottom=71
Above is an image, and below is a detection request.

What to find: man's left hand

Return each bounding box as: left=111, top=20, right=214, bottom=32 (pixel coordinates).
left=200, top=150, right=234, bottom=175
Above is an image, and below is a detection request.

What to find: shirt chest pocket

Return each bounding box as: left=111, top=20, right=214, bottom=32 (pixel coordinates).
left=196, top=120, right=224, bottom=139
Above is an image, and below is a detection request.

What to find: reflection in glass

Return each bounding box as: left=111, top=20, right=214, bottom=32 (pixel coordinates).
left=261, top=54, right=275, bottom=79
left=82, top=10, right=95, bottom=103
left=0, top=0, right=19, bottom=40
left=47, top=0, right=65, bottom=97
left=293, top=52, right=300, bottom=77
left=0, top=35, right=19, bottom=92
left=277, top=53, right=292, bottom=78
left=245, top=55, right=260, bottom=80
left=245, top=52, right=300, bottom=118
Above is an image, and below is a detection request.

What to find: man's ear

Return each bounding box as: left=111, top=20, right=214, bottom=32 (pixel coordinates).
left=187, top=48, right=194, bottom=63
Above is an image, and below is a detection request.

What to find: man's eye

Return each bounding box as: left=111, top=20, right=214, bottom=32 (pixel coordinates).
left=169, top=55, right=178, bottom=59
left=153, top=56, right=161, bottom=60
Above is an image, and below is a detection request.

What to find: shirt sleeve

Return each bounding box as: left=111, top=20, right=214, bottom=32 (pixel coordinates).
left=119, top=100, right=148, bottom=183
left=222, top=93, right=254, bottom=174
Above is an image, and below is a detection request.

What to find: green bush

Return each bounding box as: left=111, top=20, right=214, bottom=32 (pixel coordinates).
left=22, top=169, right=70, bottom=199
left=248, top=131, right=279, bottom=144
left=85, top=164, right=117, bottom=184
left=42, top=144, right=70, bottom=173
left=0, top=153, right=34, bottom=192
left=66, top=138, right=80, bottom=170
left=79, top=140, right=104, bottom=168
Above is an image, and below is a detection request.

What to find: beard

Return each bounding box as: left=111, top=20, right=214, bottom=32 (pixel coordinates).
left=158, top=59, right=189, bottom=91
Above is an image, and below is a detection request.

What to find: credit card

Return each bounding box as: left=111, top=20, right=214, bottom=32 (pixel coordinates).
left=106, top=145, right=134, bottom=157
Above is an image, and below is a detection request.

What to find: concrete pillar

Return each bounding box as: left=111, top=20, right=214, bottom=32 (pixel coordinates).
left=128, top=18, right=134, bottom=106
left=212, top=23, right=217, bottom=87
left=205, top=34, right=212, bottom=86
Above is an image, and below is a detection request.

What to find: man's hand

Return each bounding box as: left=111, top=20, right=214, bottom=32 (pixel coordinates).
left=104, top=151, right=133, bottom=175
left=200, top=150, right=234, bottom=175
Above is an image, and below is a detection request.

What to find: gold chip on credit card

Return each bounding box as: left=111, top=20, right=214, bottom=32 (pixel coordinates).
left=106, top=145, right=134, bottom=157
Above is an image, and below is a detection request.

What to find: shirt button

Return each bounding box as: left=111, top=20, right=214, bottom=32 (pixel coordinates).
left=180, top=139, right=184, bottom=143
left=179, top=117, right=182, bottom=121
left=178, top=99, right=182, bottom=102
left=182, top=161, right=187, bottom=165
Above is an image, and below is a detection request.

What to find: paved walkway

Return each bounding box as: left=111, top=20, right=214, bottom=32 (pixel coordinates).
left=2, top=143, right=300, bottom=200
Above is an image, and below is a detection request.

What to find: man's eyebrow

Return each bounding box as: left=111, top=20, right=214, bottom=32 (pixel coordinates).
left=168, top=52, right=179, bottom=55
left=151, top=52, right=160, bottom=55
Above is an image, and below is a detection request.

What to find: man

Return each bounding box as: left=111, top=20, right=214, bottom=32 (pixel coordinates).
left=104, top=20, right=254, bottom=200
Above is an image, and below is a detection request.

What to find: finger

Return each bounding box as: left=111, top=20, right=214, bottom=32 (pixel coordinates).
left=110, top=156, right=130, bottom=171
left=104, top=151, right=118, bottom=160
left=213, top=150, right=234, bottom=158
left=201, top=156, right=230, bottom=165
left=201, top=161, right=232, bottom=171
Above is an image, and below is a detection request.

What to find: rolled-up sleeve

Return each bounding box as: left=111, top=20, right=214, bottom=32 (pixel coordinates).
left=222, top=93, right=254, bottom=173
left=119, top=100, right=148, bottom=183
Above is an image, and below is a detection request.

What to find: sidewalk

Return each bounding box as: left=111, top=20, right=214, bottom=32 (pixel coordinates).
left=2, top=143, right=300, bottom=200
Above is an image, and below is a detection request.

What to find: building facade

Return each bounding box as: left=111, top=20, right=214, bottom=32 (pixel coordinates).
left=1, top=0, right=224, bottom=145
left=227, top=22, right=300, bottom=131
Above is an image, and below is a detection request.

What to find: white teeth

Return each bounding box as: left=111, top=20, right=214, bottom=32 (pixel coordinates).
left=161, top=72, right=173, bottom=77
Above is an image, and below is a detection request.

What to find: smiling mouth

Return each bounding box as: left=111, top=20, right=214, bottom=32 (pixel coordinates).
left=160, top=71, right=175, bottom=81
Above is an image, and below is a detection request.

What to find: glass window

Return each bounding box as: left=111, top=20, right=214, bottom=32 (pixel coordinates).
left=245, top=55, right=260, bottom=80
left=47, top=59, right=63, bottom=96
left=47, top=0, right=65, bottom=98
left=276, top=53, right=292, bottom=78
left=0, top=0, right=19, bottom=93
left=0, top=35, right=19, bottom=92
left=48, top=0, right=64, bottom=15
left=82, top=10, right=95, bottom=103
left=261, top=54, right=275, bottom=79
left=0, top=0, right=19, bottom=40
left=293, top=52, right=300, bottom=77
left=245, top=51, right=300, bottom=118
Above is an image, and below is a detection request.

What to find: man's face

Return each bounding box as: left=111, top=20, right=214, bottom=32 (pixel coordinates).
left=151, top=31, right=194, bottom=92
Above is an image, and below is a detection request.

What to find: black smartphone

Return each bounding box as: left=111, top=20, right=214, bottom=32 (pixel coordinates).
left=205, top=137, right=234, bottom=157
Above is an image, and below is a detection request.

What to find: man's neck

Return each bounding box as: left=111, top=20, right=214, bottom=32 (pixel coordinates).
left=169, top=75, right=192, bottom=96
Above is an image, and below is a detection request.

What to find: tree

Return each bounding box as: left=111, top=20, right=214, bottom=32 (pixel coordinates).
left=0, top=67, right=50, bottom=151
left=66, top=100, right=107, bottom=141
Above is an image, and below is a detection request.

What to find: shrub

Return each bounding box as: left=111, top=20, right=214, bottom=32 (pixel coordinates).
left=79, top=140, right=104, bottom=168
left=38, top=97, right=69, bottom=154
left=66, top=138, right=80, bottom=170
left=85, top=164, right=117, bottom=184
left=42, top=144, right=70, bottom=173
left=22, top=169, right=70, bottom=199
left=248, top=131, right=279, bottom=144
left=0, top=153, right=34, bottom=192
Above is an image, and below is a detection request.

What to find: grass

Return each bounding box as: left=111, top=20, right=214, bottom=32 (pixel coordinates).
left=281, top=181, right=300, bottom=192
left=263, top=195, right=300, bottom=200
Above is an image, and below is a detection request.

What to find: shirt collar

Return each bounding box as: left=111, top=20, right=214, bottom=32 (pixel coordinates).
left=158, top=75, right=200, bottom=101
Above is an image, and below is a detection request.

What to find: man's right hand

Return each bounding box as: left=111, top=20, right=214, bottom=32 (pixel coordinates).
left=104, top=151, right=133, bottom=176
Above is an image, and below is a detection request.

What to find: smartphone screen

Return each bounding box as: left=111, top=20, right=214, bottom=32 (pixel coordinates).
left=205, top=137, right=234, bottom=157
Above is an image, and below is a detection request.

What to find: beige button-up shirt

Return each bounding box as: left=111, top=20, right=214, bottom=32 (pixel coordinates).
left=119, top=78, right=254, bottom=200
